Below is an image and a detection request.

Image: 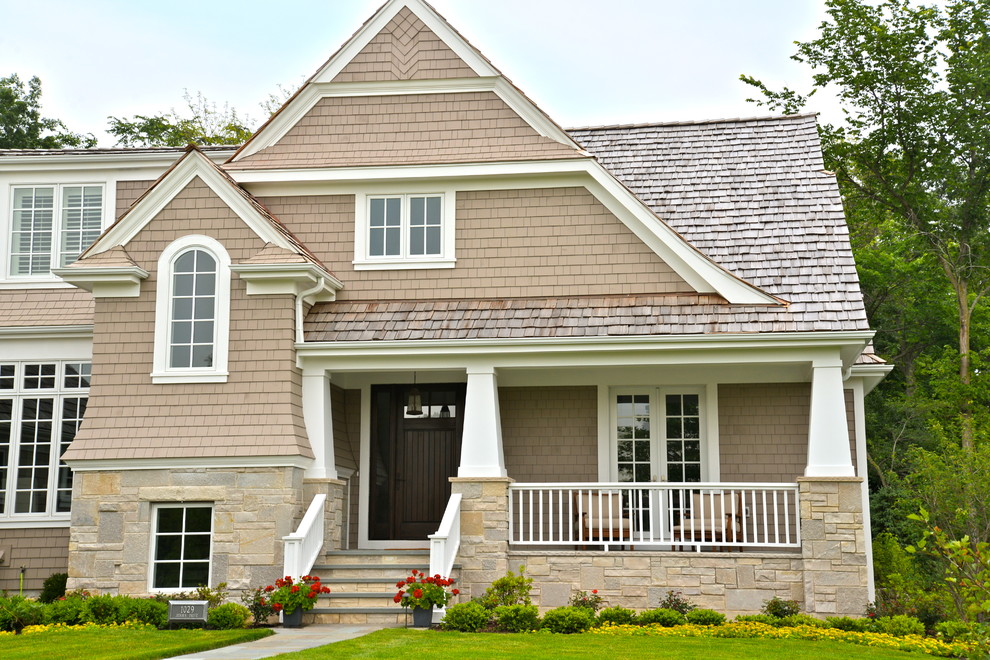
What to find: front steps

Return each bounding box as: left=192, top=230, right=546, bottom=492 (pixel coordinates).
left=307, top=549, right=457, bottom=625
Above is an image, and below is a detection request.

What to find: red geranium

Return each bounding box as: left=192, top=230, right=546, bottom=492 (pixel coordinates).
left=394, top=569, right=458, bottom=610
left=261, top=575, right=330, bottom=617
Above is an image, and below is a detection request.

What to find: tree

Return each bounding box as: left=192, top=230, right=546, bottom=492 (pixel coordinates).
left=107, top=91, right=252, bottom=147
left=744, top=0, right=990, bottom=449
left=0, top=74, right=95, bottom=149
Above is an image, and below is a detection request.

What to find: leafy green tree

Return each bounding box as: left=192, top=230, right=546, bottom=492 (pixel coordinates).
left=744, top=0, right=990, bottom=449
left=107, top=90, right=252, bottom=147
left=0, top=74, right=95, bottom=148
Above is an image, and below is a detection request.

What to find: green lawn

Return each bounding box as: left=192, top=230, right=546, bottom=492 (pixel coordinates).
left=271, top=628, right=934, bottom=659
left=0, top=626, right=272, bottom=660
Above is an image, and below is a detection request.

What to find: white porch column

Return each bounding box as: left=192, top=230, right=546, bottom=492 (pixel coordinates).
left=458, top=366, right=506, bottom=478
left=805, top=358, right=854, bottom=477
left=302, top=369, right=337, bottom=480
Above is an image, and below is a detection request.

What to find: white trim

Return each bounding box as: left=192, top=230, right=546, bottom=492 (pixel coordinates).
left=353, top=191, right=456, bottom=269
left=0, top=149, right=235, bottom=171
left=148, top=502, right=214, bottom=592
left=0, top=326, right=92, bottom=339
left=53, top=265, right=148, bottom=297
left=229, top=263, right=342, bottom=298
left=0, top=518, right=70, bottom=529
left=357, top=383, right=372, bottom=548
left=85, top=149, right=298, bottom=259
left=65, top=455, right=313, bottom=471
left=850, top=378, right=875, bottom=601
left=152, top=235, right=231, bottom=384
left=596, top=384, right=610, bottom=481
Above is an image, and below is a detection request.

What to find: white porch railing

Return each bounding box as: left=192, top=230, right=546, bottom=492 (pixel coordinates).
left=283, top=493, right=327, bottom=578
left=429, top=493, right=462, bottom=578
left=508, top=483, right=800, bottom=551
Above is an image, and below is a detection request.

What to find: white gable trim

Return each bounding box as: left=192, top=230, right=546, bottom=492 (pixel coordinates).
left=230, top=158, right=777, bottom=305
left=84, top=149, right=297, bottom=258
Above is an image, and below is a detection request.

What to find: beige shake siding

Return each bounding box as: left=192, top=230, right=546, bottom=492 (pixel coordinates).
left=63, top=177, right=311, bottom=462
left=230, top=92, right=580, bottom=170
left=501, top=386, right=598, bottom=483
left=0, top=527, right=70, bottom=593
left=115, top=180, right=156, bottom=219
left=262, top=187, right=692, bottom=301
left=718, top=383, right=858, bottom=482
left=0, top=289, right=93, bottom=327
left=332, top=7, right=477, bottom=83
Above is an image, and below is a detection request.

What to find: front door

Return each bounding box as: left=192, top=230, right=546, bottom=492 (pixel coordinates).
left=369, top=384, right=464, bottom=540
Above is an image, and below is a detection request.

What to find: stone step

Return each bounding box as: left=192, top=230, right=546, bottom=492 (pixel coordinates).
left=317, top=549, right=430, bottom=566
left=307, top=607, right=415, bottom=626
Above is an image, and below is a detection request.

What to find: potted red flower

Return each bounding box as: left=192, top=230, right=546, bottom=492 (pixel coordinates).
left=262, top=575, right=330, bottom=627
left=393, top=569, right=459, bottom=627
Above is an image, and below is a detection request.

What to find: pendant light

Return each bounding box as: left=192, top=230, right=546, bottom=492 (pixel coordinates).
left=407, top=372, right=423, bottom=416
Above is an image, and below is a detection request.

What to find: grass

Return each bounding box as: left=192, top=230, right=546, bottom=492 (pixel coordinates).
left=0, top=625, right=272, bottom=660
left=270, top=628, right=934, bottom=659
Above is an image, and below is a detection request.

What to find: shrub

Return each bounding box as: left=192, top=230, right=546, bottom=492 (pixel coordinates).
left=441, top=601, right=491, bottom=632
left=735, top=614, right=779, bottom=626
left=80, top=594, right=166, bottom=627
left=208, top=602, right=252, bottom=629
left=777, top=614, right=824, bottom=628
left=241, top=586, right=276, bottom=626
left=685, top=608, right=725, bottom=626
left=637, top=608, right=686, bottom=627
left=128, top=599, right=168, bottom=627
left=934, top=619, right=973, bottom=641
left=492, top=604, right=540, bottom=632
left=45, top=594, right=87, bottom=625
left=596, top=606, right=636, bottom=627
left=761, top=596, right=800, bottom=618
left=825, top=616, right=873, bottom=632
left=478, top=566, right=532, bottom=609
left=541, top=606, right=595, bottom=634
left=657, top=590, right=696, bottom=615
left=875, top=614, right=925, bottom=637
left=194, top=582, right=229, bottom=609
left=39, top=572, right=68, bottom=604
left=0, top=595, right=44, bottom=632
left=568, top=589, right=605, bottom=613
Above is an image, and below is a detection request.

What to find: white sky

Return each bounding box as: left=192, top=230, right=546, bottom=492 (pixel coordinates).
left=1, top=0, right=836, bottom=146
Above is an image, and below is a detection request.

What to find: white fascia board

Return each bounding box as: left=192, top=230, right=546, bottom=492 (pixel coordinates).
left=0, top=149, right=235, bottom=172
left=230, top=262, right=342, bottom=298
left=233, top=76, right=579, bottom=161
left=849, top=362, right=894, bottom=394
left=297, top=331, right=876, bottom=370
left=86, top=151, right=295, bottom=257
left=53, top=265, right=149, bottom=297
left=66, top=455, right=313, bottom=471
left=0, top=325, right=92, bottom=339
left=232, top=158, right=776, bottom=304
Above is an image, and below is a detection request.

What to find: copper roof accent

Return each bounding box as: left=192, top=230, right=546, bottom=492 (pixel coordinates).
left=0, top=288, right=93, bottom=328
left=304, top=294, right=825, bottom=342
left=66, top=245, right=138, bottom=269
left=240, top=243, right=310, bottom=265
left=570, top=114, right=869, bottom=333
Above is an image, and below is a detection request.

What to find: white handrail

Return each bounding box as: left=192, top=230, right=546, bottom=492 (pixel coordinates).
left=508, top=482, right=800, bottom=551
left=283, top=493, right=327, bottom=578
left=429, top=493, right=462, bottom=578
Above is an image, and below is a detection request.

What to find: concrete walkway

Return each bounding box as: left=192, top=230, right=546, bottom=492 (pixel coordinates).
left=170, top=624, right=395, bottom=659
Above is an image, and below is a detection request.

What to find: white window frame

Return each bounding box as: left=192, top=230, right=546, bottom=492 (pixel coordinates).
left=7, top=183, right=106, bottom=279
left=353, top=191, right=456, bottom=270
left=152, top=235, right=231, bottom=384
left=608, top=386, right=713, bottom=483
left=0, top=361, right=90, bottom=523
left=149, top=502, right=214, bottom=592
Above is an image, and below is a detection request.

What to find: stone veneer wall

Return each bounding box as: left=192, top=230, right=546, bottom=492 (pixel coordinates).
left=452, top=475, right=868, bottom=618
left=67, top=467, right=304, bottom=595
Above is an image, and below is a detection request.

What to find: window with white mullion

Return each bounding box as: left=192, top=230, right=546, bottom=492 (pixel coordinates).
left=408, top=195, right=442, bottom=256
left=59, top=185, right=103, bottom=267
left=0, top=397, right=12, bottom=515
left=615, top=393, right=653, bottom=483
left=664, top=393, right=702, bottom=483
left=57, top=397, right=86, bottom=513
left=152, top=504, right=213, bottom=590
left=14, top=397, right=55, bottom=514
left=169, top=249, right=217, bottom=369
left=367, top=194, right=443, bottom=259
left=369, top=197, right=402, bottom=257
left=10, top=186, right=55, bottom=275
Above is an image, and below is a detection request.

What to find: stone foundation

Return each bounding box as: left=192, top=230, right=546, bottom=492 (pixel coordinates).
left=67, top=466, right=304, bottom=595
left=452, top=475, right=870, bottom=617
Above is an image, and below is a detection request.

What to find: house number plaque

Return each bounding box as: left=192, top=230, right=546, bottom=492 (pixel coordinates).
left=168, top=600, right=208, bottom=624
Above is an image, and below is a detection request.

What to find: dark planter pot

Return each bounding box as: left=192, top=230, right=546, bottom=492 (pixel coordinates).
left=282, top=608, right=304, bottom=628
left=411, top=606, right=434, bottom=628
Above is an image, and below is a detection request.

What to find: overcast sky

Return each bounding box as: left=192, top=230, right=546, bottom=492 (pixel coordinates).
left=2, top=0, right=836, bottom=146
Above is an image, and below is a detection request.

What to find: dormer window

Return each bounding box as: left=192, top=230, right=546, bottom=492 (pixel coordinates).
left=152, top=235, right=230, bottom=384
left=354, top=191, right=455, bottom=270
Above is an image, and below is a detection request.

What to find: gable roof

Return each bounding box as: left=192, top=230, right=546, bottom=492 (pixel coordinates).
left=570, top=114, right=869, bottom=331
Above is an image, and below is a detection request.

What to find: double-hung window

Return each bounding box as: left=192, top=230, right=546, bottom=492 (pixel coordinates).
left=9, top=184, right=104, bottom=276
left=151, top=503, right=213, bottom=590
left=354, top=192, right=455, bottom=269
left=0, top=361, right=90, bottom=520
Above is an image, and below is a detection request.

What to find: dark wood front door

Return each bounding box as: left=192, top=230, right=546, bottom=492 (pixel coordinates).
left=369, top=384, right=464, bottom=540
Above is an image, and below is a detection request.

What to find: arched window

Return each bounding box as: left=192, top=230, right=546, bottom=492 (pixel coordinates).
left=152, top=236, right=230, bottom=383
